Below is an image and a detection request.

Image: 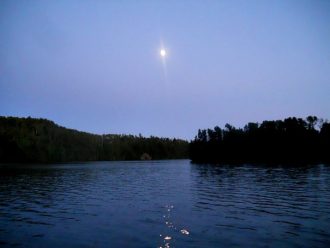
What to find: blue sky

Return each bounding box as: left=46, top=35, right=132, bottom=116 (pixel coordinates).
left=1, top=0, right=329, bottom=140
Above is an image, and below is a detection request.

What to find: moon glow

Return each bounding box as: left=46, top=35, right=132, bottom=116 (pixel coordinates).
left=160, top=49, right=166, bottom=57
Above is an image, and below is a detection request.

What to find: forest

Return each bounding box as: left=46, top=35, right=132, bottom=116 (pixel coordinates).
left=189, top=116, right=330, bottom=164
left=2, top=116, right=329, bottom=164
left=0, top=116, right=188, bottom=163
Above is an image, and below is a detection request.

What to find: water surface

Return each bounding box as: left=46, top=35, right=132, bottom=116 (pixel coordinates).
left=0, top=160, right=330, bottom=247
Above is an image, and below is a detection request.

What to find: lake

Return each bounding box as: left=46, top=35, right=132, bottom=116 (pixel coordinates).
left=0, top=160, right=330, bottom=247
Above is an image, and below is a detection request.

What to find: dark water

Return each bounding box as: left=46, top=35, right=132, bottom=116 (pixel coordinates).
left=1, top=160, right=330, bottom=247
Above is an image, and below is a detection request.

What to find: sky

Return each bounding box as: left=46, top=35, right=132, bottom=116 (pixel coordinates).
left=1, top=0, right=329, bottom=140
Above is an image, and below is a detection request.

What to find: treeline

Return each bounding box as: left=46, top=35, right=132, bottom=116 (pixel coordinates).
left=189, top=116, right=330, bottom=164
left=0, top=116, right=188, bottom=163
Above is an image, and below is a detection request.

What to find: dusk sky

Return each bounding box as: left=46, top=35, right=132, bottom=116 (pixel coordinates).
left=1, top=0, right=329, bottom=140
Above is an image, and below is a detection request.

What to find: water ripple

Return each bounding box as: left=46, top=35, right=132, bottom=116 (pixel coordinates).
left=0, top=161, right=330, bottom=247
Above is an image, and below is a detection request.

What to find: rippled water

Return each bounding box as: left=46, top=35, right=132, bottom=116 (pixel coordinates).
left=1, top=160, right=330, bottom=247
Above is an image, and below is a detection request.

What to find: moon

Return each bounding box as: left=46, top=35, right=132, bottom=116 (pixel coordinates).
left=160, top=49, right=166, bottom=57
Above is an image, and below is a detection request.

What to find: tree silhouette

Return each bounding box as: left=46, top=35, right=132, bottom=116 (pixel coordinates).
left=190, top=116, right=330, bottom=164
left=0, top=116, right=188, bottom=163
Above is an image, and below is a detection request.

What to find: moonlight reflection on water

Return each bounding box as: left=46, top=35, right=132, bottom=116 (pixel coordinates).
left=0, top=160, right=330, bottom=247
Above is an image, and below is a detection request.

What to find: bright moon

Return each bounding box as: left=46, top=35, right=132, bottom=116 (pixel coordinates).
left=160, top=49, right=166, bottom=57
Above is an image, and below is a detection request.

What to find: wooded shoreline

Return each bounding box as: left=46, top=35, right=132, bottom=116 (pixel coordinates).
left=0, top=116, right=188, bottom=163
left=1, top=115, right=329, bottom=165
left=189, top=116, right=330, bottom=164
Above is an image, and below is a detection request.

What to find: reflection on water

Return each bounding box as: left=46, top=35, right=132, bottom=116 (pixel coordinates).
left=158, top=204, right=190, bottom=248
left=0, top=161, right=330, bottom=247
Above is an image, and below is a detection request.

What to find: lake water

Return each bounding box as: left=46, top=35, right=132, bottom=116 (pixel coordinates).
left=0, top=160, right=330, bottom=247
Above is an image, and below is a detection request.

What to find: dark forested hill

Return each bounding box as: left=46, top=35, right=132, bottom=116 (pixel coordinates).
left=189, top=116, right=330, bottom=164
left=0, top=116, right=188, bottom=163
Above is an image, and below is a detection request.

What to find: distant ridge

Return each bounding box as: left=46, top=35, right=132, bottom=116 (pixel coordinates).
left=0, top=116, right=188, bottom=163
